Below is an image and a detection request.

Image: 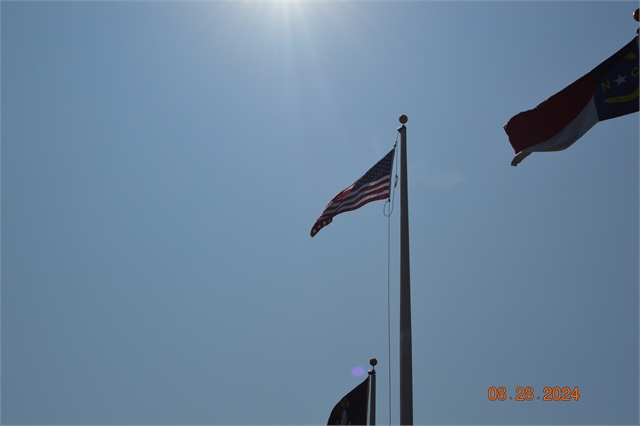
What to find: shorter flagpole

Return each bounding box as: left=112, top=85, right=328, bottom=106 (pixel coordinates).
left=368, top=358, right=377, bottom=426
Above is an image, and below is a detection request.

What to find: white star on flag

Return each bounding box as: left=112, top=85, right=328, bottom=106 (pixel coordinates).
left=614, top=74, right=627, bottom=85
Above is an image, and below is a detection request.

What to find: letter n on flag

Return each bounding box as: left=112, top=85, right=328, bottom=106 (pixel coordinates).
left=327, top=376, right=369, bottom=425
left=311, top=149, right=395, bottom=237
left=504, top=36, right=639, bottom=166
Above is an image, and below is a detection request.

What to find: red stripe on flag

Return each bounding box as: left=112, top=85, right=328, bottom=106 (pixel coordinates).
left=504, top=74, right=597, bottom=154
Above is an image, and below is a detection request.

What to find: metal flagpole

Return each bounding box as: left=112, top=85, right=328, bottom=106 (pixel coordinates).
left=398, top=115, right=413, bottom=425
left=368, top=358, right=377, bottom=426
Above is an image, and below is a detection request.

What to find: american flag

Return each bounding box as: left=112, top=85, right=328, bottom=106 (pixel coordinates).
left=311, top=148, right=395, bottom=237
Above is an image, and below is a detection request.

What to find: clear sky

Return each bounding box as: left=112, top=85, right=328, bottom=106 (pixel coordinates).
left=2, top=1, right=638, bottom=425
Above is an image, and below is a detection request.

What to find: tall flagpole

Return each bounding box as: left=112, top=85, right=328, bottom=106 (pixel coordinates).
left=398, top=115, right=413, bottom=425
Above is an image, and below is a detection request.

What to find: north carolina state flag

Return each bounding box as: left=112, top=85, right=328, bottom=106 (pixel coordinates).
left=504, top=37, right=639, bottom=166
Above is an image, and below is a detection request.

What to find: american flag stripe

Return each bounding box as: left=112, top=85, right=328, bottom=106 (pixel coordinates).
left=311, top=149, right=395, bottom=237
left=320, top=177, right=391, bottom=215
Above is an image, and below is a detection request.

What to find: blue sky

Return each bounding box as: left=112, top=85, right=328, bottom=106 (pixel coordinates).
left=2, top=1, right=638, bottom=425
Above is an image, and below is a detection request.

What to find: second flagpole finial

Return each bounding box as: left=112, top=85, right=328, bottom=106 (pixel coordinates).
left=399, top=115, right=408, bottom=124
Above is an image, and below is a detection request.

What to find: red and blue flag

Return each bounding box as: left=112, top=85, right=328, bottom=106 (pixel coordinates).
left=505, top=37, right=639, bottom=166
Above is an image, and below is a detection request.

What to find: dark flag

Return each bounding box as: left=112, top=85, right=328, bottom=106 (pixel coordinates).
left=311, top=149, right=395, bottom=237
left=327, top=377, right=369, bottom=425
left=504, top=36, right=639, bottom=166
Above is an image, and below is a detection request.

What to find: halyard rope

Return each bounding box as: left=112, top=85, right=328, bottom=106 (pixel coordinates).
left=383, top=135, right=399, bottom=425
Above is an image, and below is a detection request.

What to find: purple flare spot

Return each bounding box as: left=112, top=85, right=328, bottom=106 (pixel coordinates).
left=351, top=366, right=366, bottom=377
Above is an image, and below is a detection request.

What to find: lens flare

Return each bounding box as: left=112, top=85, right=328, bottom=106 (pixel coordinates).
left=351, top=366, right=366, bottom=377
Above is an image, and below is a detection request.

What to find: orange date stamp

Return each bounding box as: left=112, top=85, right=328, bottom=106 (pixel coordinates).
left=488, top=386, right=580, bottom=401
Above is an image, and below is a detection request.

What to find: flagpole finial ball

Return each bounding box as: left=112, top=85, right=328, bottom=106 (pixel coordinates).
left=399, top=115, right=408, bottom=124
left=634, top=8, right=639, bottom=21
left=370, top=358, right=378, bottom=367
